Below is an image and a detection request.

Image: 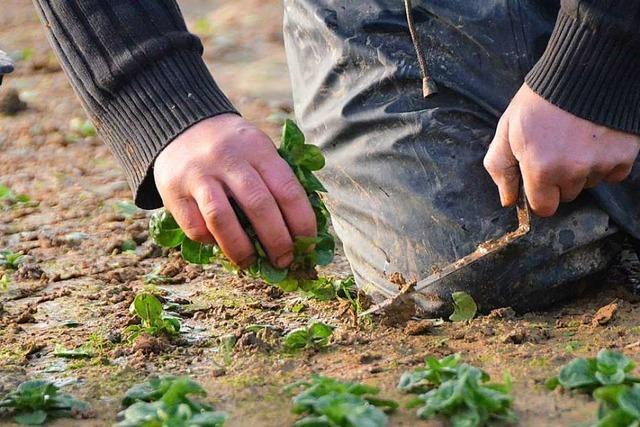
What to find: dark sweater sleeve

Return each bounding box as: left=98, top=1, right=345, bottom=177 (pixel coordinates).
left=526, top=0, right=640, bottom=134
left=33, top=0, right=237, bottom=209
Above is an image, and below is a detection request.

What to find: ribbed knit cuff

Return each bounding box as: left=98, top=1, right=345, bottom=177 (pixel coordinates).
left=526, top=11, right=640, bottom=135
left=97, top=50, right=237, bottom=209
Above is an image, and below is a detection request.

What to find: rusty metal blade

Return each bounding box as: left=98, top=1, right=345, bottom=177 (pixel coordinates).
left=359, top=191, right=530, bottom=317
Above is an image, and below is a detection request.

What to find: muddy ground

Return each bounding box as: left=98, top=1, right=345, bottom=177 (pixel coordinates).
left=1, top=1, right=639, bottom=426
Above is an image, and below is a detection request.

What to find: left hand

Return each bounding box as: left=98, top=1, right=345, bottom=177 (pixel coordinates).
left=484, top=84, right=640, bottom=217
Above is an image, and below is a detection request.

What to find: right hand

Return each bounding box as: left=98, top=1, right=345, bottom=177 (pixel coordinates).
left=154, top=113, right=317, bottom=269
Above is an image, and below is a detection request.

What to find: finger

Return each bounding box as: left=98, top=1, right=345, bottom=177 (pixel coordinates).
left=559, top=177, right=587, bottom=203
left=253, top=156, right=317, bottom=239
left=585, top=170, right=607, bottom=188
left=165, top=195, right=215, bottom=244
left=484, top=118, right=520, bottom=207
left=522, top=170, right=561, bottom=217
left=603, top=163, right=633, bottom=183
left=226, top=167, right=294, bottom=268
left=192, top=178, right=256, bottom=268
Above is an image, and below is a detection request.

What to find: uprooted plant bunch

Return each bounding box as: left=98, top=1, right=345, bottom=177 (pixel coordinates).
left=150, top=120, right=335, bottom=293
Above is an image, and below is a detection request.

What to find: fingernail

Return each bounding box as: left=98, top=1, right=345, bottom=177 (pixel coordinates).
left=276, top=252, right=293, bottom=268
left=238, top=256, right=256, bottom=269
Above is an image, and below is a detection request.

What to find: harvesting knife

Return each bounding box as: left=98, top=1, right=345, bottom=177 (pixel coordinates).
left=359, top=188, right=531, bottom=317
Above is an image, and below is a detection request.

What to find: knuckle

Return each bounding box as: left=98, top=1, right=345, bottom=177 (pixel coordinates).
left=278, top=177, right=305, bottom=205
left=244, top=190, right=272, bottom=212
left=528, top=162, right=555, bottom=184
left=202, top=202, right=232, bottom=229
left=483, top=155, right=497, bottom=173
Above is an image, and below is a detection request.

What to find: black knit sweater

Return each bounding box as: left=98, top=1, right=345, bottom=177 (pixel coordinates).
left=33, top=0, right=640, bottom=209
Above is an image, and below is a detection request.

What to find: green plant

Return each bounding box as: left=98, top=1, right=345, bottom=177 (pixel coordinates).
left=116, top=376, right=226, bottom=426
left=400, top=355, right=516, bottom=427
left=593, top=383, right=640, bottom=426
left=69, top=118, right=97, bottom=138
left=449, top=292, right=477, bottom=322
left=0, top=380, right=90, bottom=425
left=0, top=185, right=34, bottom=210
left=546, top=349, right=640, bottom=393
left=305, top=276, right=356, bottom=301
left=546, top=350, right=640, bottom=427
left=283, top=321, right=334, bottom=352
left=286, top=375, right=398, bottom=427
left=398, top=354, right=461, bottom=394
left=149, top=120, right=335, bottom=292
left=0, top=250, right=25, bottom=270
left=53, top=344, right=93, bottom=359
left=143, top=266, right=173, bottom=286
left=0, top=274, right=9, bottom=291
left=124, top=293, right=181, bottom=341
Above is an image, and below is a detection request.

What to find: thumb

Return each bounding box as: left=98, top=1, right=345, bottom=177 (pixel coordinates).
left=483, top=117, right=520, bottom=207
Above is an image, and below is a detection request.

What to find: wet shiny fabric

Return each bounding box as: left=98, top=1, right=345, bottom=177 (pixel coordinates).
left=283, top=0, right=640, bottom=316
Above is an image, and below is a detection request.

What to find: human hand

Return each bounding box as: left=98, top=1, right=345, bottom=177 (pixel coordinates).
left=154, top=113, right=316, bottom=268
left=484, top=84, right=640, bottom=217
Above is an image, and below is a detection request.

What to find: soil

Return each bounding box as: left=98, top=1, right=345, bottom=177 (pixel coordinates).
left=1, top=1, right=640, bottom=426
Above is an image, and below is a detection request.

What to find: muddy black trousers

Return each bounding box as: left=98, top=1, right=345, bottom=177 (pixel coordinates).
left=282, top=0, right=640, bottom=316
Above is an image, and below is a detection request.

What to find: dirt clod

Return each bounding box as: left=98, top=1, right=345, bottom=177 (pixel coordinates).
left=14, top=263, right=45, bottom=281
left=592, top=300, right=619, bottom=327
left=132, top=334, right=170, bottom=355
left=501, top=327, right=527, bottom=344
left=404, top=319, right=434, bottom=336
left=0, top=89, right=27, bottom=115
left=487, top=307, right=516, bottom=320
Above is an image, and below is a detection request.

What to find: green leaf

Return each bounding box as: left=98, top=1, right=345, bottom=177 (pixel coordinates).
left=279, top=277, right=300, bottom=292
left=13, top=410, right=48, bottom=425
left=258, top=258, right=289, bottom=284
left=132, top=293, right=163, bottom=325
left=544, top=377, right=560, bottom=391
left=296, top=168, right=327, bottom=193
left=281, top=119, right=305, bottom=151
left=308, top=322, right=333, bottom=346
left=291, top=144, right=325, bottom=171
left=149, top=210, right=185, bottom=248
left=399, top=357, right=515, bottom=426
left=314, top=232, right=335, bottom=266
left=283, top=329, right=309, bottom=352
left=118, top=376, right=226, bottom=427
left=619, top=384, right=640, bottom=419
left=0, top=380, right=89, bottom=425
left=181, top=238, right=214, bottom=264
left=557, top=358, right=598, bottom=390
left=449, top=292, right=477, bottom=322
left=288, top=375, right=396, bottom=427
left=53, top=345, right=93, bottom=359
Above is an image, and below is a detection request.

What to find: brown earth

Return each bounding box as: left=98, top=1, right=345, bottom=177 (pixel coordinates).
left=1, top=1, right=640, bottom=426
